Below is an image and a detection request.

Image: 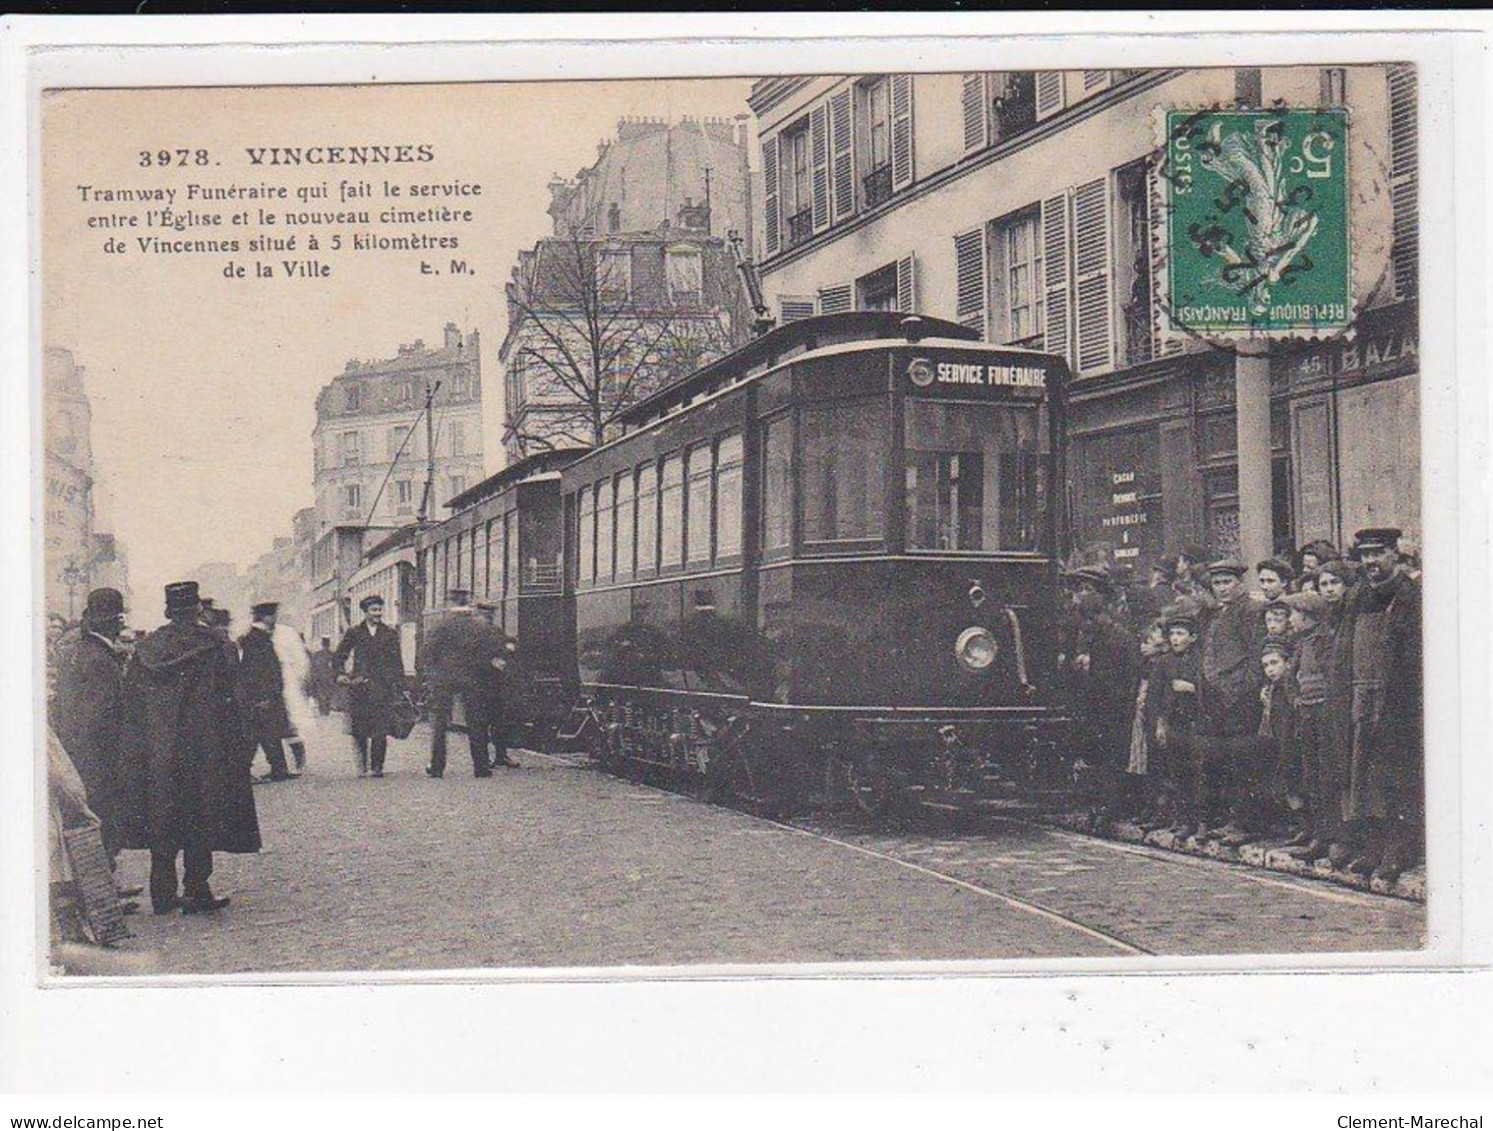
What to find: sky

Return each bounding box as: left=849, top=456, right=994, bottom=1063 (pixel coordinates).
left=42, top=78, right=757, bottom=611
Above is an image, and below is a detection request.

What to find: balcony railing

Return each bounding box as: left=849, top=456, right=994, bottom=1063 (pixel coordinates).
left=523, top=560, right=564, bottom=595
left=863, top=164, right=893, bottom=209
left=785, top=207, right=814, bottom=248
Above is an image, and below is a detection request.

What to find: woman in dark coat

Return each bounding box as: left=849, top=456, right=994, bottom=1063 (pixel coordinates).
left=333, top=594, right=406, bottom=777
left=117, top=581, right=259, bottom=914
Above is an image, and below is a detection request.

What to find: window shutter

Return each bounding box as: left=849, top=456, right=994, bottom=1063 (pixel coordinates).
left=1072, top=175, right=1115, bottom=374
left=1082, top=70, right=1112, bottom=96
left=962, top=73, right=988, bottom=152
left=1041, top=193, right=1071, bottom=360
left=1036, top=72, right=1065, bottom=120
left=1388, top=64, right=1418, bottom=300
left=762, top=134, right=780, bottom=257
left=810, top=103, right=830, bottom=232
left=818, top=283, right=853, bottom=315
left=891, top=74, right=915, bottom=191
left=830, top=88, right=855, bottom=220
left=953, top=228, right=987, bottom=336
left=779, top=295, right=816, bottom=323
left=1148, top=159, right=1185, bottom=358
left=896, top=254, right=917, bottom=314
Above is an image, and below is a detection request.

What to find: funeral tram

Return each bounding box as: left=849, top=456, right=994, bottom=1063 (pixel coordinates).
left=557, top=311, right=1076, bottom=815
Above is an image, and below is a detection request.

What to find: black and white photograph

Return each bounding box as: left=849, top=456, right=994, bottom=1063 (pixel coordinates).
left=5, top=12, right=1491, bottom=1104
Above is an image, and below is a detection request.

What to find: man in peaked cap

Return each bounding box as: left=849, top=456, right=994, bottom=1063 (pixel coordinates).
left=117, top=581, right=259, bottom=915
left=334, top=594, right=406, bottom=776
left=239, top=601, right=298, bottom=783
left=1324, top=527, right=1424, bottom=883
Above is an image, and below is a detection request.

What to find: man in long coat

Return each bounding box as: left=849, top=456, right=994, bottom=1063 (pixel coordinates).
left=117, top=581, right=260, bottom=914
left=52, top=587, right=130, bottom=864
left=334, top=594, right=406, bottom=777
left=421, top=589, right=505, bottom=778
left=1326, top=528, right=1424, bottom=882
left=1057, top=567, right=1139, bottom=811
left=1193, top=558, right=1267, bottom=841
left=238, top=601, right=298, bottom=782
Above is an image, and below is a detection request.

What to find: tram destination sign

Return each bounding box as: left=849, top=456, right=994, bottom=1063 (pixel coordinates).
left=898, top=351, right=1051, bottom=399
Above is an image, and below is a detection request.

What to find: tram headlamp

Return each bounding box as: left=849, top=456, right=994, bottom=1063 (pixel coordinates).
left=955, top=626, right=998, bottom=672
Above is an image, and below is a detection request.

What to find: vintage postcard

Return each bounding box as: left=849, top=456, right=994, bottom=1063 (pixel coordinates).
left=24, top=36, right=1477, bottom=991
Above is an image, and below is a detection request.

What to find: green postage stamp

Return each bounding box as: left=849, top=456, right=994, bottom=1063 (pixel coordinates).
left=1165, top=107, right=1350, bottom=336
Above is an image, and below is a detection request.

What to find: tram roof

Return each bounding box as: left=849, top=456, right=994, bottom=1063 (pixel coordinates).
left=444, top=446, right=591, bottom=512
left=619, top=312, right=980, bottom=428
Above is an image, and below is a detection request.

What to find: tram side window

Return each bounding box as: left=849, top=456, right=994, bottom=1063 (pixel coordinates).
left=685, top=443, right=713, bottom=564
left=636, top=462, right=659, bottom=574
left=802, top=398, right=886, bottom=543
left=596, top=477, right=614, bottom=583
left=715, top=431, right=743, bottom=559
left=490, top=516, right=505, bottom=597
left=577, top=484, right=594, bottom=585
left=761, top=414, right=793, bottom=552
left=660, top=453, right=684, bottom=568
left=615, top=471, right=635, bottom=580
left=904, top=399, right=1042, bottom=551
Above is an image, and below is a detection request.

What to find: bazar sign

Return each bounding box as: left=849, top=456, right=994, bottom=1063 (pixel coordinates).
left=1165, top=108, right=1350, bottom=336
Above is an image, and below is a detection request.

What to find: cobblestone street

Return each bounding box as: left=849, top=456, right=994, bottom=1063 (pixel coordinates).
left=108, top=713, right=1425, bottom=975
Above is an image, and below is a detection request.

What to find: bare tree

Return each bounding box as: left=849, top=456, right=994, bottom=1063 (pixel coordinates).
left=502, top=228, right=736, bottom=457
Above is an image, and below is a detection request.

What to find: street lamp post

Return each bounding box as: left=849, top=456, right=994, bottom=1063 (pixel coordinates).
left=60, top=558, right=87, bottom=622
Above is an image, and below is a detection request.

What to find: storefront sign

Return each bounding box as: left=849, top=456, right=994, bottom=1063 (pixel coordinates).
left=1165, top=108, right=1350, bottom=336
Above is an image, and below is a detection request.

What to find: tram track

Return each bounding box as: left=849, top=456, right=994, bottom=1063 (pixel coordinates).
left=523, top=748, right=1154, bottom=957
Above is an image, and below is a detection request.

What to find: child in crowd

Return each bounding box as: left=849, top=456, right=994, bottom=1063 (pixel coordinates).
left=1126, top=619, right=1168, bottom=825
left=1256, top=635, right=1301, bottom=841
left=1263, top=599, right=1292, bottom=639
left=1282, top=590, right=1333, bottom=858
left=1150, top=601, right=1203, bottom=836
left=1255, top=558, right=1296, bottom=603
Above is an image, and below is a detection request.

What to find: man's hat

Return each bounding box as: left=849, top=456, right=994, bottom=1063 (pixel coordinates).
left=475, top=599, right=498, bottom=611
left=1260, top=635, right=1296, bottom=661
left=1205, top=557, right=1246, bottom=578
left=1070, top=565, right=1114, bottom=593
left=1262, top=598, right=1291, bottom=615
left=251, top=601, right=279, bottom=620
left=447, top=587, right=473, bottom=606
left=359, top=594, right=385, bottom=612
left=82, top=587, right=125, bottom=623
left=1351, top=527, right=1403, bottom=558
left=320, top=636, right=331, bottom=647
left=1282, top=590, right=1328, bottom=619
left=164, top=580, right=201, bottom=617
left=209, top=607, right=232, bottom=627
left=1255, top=557, right=1297, bottom=581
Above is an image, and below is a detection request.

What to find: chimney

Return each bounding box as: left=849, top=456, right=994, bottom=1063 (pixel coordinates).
left=445, top=322, right=461, bottom=351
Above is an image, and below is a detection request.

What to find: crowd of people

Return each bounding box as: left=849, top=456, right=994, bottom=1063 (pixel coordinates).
left=45, top=579, right=520, bottom=952
left=1056, top=527, right=1424, bottom=886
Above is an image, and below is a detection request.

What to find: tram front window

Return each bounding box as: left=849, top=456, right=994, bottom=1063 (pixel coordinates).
left=905, top=399, right=1043, bottom=552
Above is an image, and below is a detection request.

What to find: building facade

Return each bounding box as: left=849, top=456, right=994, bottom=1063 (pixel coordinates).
left=748, top=66, right=1419, bottom=566
left=546, top=115, right=753, bottom=246
left=44, top=346, right=132, bottom=621
left=499, top=220, right=751, bottom=463
left=312, top=322, right=485, bottom=532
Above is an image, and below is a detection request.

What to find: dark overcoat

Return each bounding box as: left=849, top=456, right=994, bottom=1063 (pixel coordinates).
left=333, top=620, right=406, bottom=739
left=116, top=618, right=261, bottom=855
left=237, top=626, right=292, bottom=739
left=1325, top=573, right=1423, bottom=822
left=421, top=613, right=503, bottom=708
left=52, top=630, right=127, bottom=851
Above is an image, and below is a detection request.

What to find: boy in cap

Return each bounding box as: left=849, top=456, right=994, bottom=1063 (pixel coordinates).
left=1283, top=590, right=1333, bottom=856
left=1256, top=635, right=1301, bottom=841
left=1150, top=600, right=1204, bottom=835
left=1262, top=599, right=1291, bottom=639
